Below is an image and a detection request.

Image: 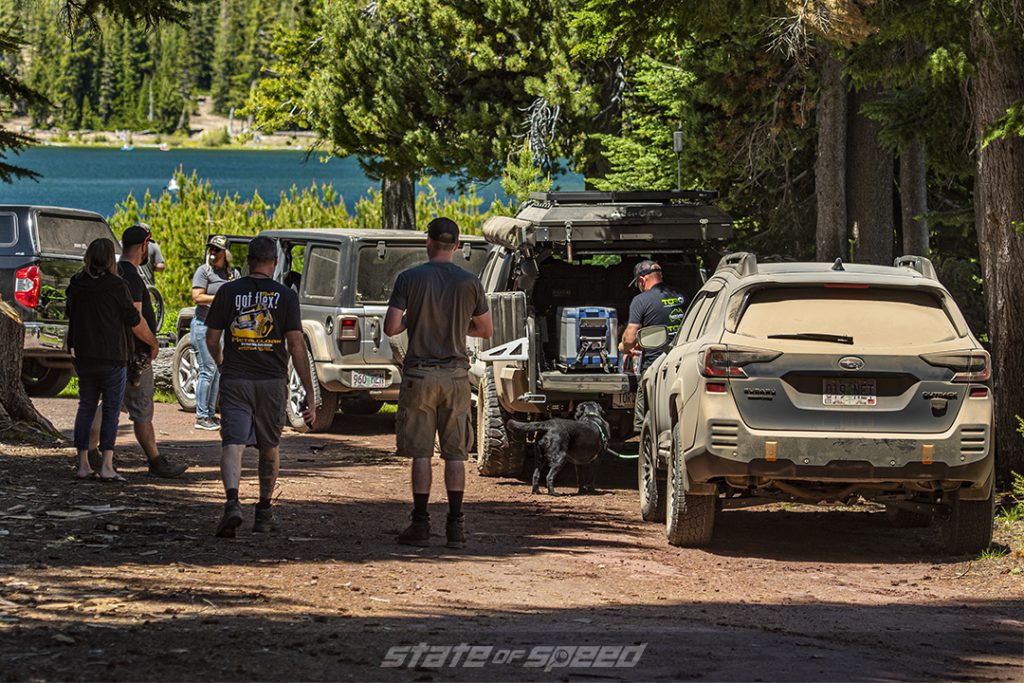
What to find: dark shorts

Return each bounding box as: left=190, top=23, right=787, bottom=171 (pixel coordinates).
left=220, top=376, right=288, bottom=449
left=396, top=365, right=471, bottom=461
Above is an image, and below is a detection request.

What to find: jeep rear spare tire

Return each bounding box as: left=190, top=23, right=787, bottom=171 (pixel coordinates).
left=476, top=366, right=522, bottom=477
left=665, top=422, right=716, bottom=547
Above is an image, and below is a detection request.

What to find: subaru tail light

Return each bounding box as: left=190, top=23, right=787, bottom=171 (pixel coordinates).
left=920, top=350, right=991, bottom=383
left=701, top=345, right=782, bottom=378
left=14, top=265, right=40, bottom=309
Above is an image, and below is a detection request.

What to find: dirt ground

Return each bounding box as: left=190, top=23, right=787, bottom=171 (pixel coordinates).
left=0, top=399, right=1022, bottom=682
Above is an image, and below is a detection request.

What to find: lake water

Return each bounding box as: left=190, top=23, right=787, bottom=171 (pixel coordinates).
left=0, top=146, right=582, bottom=218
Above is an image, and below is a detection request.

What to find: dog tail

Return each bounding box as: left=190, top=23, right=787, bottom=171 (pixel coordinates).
left=506, top=419, right=548, bottom=439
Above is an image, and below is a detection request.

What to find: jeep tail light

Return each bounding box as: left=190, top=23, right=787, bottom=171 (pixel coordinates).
left=920, top=350, right=991, bottom=383
left=338, top=316, right=360, bottom=342
left=701, top=345, right=782, bottom=378
left=14, top=265, right=40, bottom=309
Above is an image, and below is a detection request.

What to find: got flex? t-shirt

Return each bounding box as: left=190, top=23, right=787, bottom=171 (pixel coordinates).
left=205, top=275, right=302, bottom=380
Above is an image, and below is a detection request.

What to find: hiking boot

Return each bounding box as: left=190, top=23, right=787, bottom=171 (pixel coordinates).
left=194, top=417, right=219, bottom=431
left=215, top=500, right=243, bottom=538
left=253, top=505, right=279, bottom=533
left=397, top=517, right=431, bottom=547
left=446, top=514, right=465, bottom=549
left=148, top=456, right=188, bottom=478
left=87, top=448, right=103, bottom=472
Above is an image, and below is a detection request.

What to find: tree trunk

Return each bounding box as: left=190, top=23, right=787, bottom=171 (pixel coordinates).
left=846, top=87, right=895, bottom=265
left=969, top=14, right=1024, bottom=482
left=382, top=175, right=416, bottom=231
left=899, top=139, right=929, bottom=256
left=815, top=50, right=848, bottom=262
left=0, top=299, right=58, bottom=438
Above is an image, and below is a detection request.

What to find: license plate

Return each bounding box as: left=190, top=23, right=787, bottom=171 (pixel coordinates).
left=823, top=378, right=876, bottom=406
left=612, top=392, right=635, bottom=409
left=351, top=370, right=387, bottom=389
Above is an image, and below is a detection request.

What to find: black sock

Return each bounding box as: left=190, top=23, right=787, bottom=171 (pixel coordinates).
left=257, top=498, right=271, bottom=509
left=413, top=492, right=429, bottom=520
left=226, top=488, right=238, bottom=502
left=448, top=490, right=464, bottom=517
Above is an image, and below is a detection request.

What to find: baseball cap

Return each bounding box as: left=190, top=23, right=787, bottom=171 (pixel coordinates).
left=121, top=224, right=151, bottom=250
left=207, top=234, right=229, bottom=251
left=629, top=260, right=662, bottom=288
left=427, top=217, right=459, bottom=244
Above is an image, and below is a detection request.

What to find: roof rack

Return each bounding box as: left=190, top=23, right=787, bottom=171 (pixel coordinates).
left=529, top=190, right=719, bottom=205
left=716, top=251, right=758, bottom=277
left=893, top=255, right=937, bottom=280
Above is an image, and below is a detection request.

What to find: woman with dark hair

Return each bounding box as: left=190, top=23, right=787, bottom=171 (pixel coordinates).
left=189, top=234, right=239, bottom=430
left=66, top=237, right=159, bottom=480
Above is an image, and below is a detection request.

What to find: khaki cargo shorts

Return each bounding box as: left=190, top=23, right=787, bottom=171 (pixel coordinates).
left=396, top=365, right=472, bottom=461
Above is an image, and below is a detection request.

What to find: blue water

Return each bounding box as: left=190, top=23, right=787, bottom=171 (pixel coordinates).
left=0, top=146, right=582, bottom=218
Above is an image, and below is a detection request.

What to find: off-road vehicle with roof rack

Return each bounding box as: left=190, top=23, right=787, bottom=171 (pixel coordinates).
left=0, top=205, right=123, bottom=397
left=635, top=252, right=994, bottom=554
left=471, top=190, right=734, bottom=476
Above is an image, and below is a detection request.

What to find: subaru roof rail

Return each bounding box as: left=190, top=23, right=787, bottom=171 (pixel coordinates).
left=893, top=255, right=937, bottom=280
left=716, top=251, right=758, bottom=277
left=529, top=189, right=719, bottom=204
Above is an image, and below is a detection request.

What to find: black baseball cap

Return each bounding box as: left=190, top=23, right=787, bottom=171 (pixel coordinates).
left=121, top=224, right=151, bottom=249
left=629, top=260, right=662, bottom=288
left=427, top=217, right=459, bottom=244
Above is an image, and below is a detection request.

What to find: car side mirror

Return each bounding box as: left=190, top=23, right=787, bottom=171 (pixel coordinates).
left=637, top=325, right=670, bottom=350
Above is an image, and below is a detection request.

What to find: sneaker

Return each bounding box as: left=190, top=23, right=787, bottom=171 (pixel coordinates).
left=215, top=500, right=243, bottom=538
left=445, top=514, right=465, bottom=549
left=87, top=448, right=103, bottom=472
left=397, top=516, right=431, bottom=547
left=253, top=505, right=279, bottom=533
left=194, top=417, right=219, bottom=431
left=147, top=456, right=188, bottom=478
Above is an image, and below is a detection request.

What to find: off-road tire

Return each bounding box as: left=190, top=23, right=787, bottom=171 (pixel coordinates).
left=477, top=366, right=522, bottom=476
left=340, top=397, right=384, bottom=415
left=171, top=333, right=197, bottom=413
left=885, top=505, right=932, bottom=529
left=147, top=284, right=165, bottom=332
left=21, top=362, right=73, bottom=397
left=941, top=493, right=994, bottom=555
left=287, top=347, right=338, bottom=433
left=639, top=414, right=666, bottom=522
left=665, top=422, right=716, bottom=547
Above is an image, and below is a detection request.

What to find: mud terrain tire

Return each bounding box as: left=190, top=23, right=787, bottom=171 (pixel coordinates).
left=941, top=493, right=994, bottom=555
left=639, top=414, right=666, bottom=522
left=477, top=366, right=522, bottom=476
left=665, top=422, right=716, bottom=547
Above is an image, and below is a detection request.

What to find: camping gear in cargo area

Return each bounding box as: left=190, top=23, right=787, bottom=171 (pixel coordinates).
left=557, top=306, right=619, bottom=372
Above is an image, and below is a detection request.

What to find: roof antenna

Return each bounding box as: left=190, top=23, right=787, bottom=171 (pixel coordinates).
left=673, top=131, right=684, bottom=192
left=832, top=258, right=845, bottom=271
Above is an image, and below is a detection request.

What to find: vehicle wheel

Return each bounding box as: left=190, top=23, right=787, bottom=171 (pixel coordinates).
left=340, top=397, right=384, bottom=415
left=639, top=414, right=666, bottom=522
left=148, top=285, right=165, bottom=332
left=21, top=361, right=73, bottom=397
left=941, top=493, right=994, bottom=555
left=885, top=505, right=931, bottom=529
left=477, top=365, right=523, bottom=476
left=171, top=334, right=198, bottom=413
left=286, top=347, right=338, bottom=433
left=665, top=421, right=716, bottom=547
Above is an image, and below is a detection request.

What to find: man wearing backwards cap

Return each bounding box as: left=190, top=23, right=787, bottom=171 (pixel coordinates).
left=619, top=260, right=686, bottom=434
left=383, top=217, right=493, bottom=549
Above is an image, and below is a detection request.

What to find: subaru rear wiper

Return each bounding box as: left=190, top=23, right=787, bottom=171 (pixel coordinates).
left=767, top=332, right=854, bottom=344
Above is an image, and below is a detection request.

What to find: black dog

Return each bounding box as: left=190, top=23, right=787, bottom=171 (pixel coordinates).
left=507, top=402, right=615, bottom=496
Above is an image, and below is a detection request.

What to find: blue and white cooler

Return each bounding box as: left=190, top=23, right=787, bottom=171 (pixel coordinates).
left=557, top=306, right=619, bottom=371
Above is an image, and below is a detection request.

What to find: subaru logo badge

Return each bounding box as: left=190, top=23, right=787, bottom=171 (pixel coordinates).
left=838, top=356, right=865, bottom=371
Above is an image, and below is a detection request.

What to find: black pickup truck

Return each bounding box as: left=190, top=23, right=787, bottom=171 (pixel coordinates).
left=0, top=205, right=122, bottom=396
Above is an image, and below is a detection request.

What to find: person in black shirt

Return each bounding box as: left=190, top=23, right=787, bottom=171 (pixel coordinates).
left=109, top=225, right=188, bottom=478
left=67, top=238, right=158, bottom=480
left=619, top=260, right=686, bottom=433
left=205, top=236, right=314, bottom=538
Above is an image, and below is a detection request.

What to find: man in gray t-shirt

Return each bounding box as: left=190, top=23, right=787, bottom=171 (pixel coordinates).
left=384, top=218, right=492, bottom=549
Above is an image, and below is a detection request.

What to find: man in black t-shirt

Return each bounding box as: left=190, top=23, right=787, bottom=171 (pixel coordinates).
left=383, top=217, right=492, bottom=549
left=619, top=260, right=686, bottom=433
left=91, top=225, right=187, bottom=478
left=205, top=236, right=315, bottom=538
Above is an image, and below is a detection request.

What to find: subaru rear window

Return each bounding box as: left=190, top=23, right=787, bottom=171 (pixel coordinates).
left=35, top=213, right=114, bottom=257
left=356, top=243, right=488, bottom=304
left=735, top=286, right=960, bottom=347
left=0, top=213, right=15, bottom=246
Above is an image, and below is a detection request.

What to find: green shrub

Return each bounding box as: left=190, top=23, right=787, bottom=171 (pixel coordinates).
left=198, top=127, right=231, bottom=147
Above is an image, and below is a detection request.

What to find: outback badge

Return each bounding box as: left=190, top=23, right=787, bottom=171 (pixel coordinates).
left=838, top=356, right=865, bottom=371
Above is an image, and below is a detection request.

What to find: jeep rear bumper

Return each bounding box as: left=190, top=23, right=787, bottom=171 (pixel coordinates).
left=316, top=362, right=400, bottom=399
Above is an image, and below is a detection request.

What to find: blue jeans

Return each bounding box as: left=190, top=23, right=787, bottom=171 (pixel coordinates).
left=73, top=361, right=127, bottom=452
left=191, top=316, right=220, bottom=419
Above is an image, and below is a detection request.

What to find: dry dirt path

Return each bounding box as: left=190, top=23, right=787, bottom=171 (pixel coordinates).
left=0, top=399, right=1021, bottom=681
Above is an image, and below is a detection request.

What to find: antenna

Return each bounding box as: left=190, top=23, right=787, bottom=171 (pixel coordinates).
left=673, top=131, right=684, bottom=191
